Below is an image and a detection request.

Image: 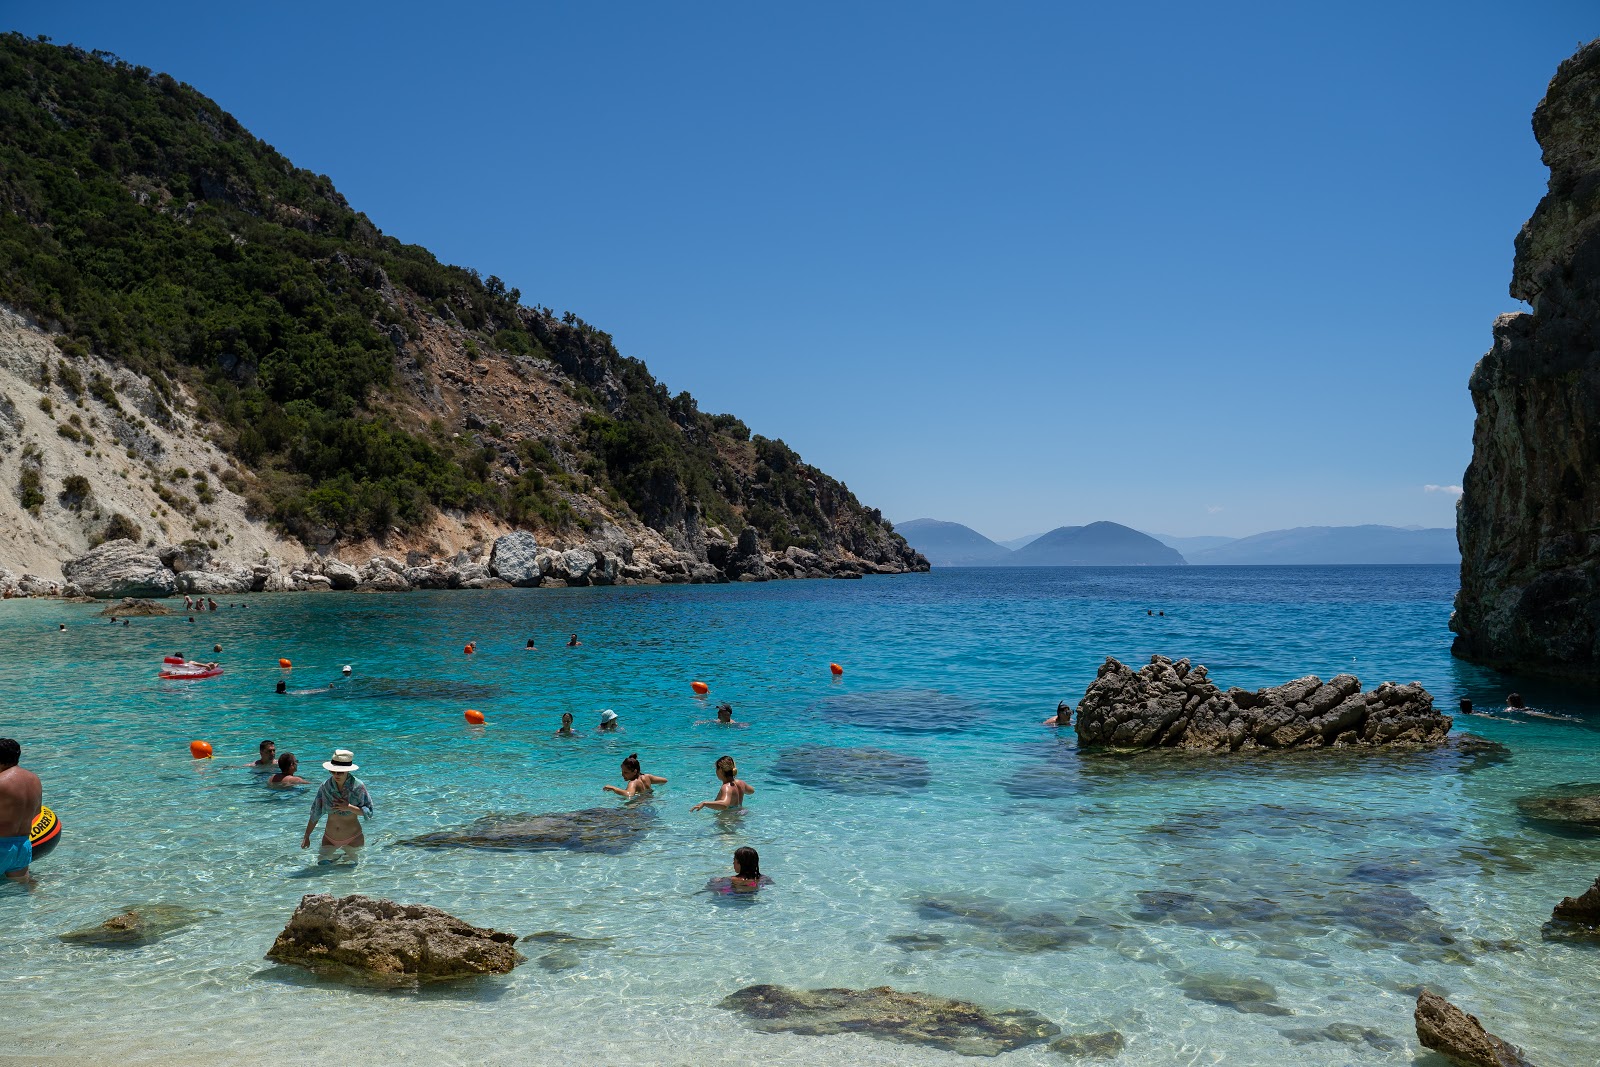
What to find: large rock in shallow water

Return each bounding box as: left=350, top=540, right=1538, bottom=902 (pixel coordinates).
left=1551, top=873, right=1600, bottom=926
left=488, top=531, right=541, bottom=587
left=1414, top=989, right=1533, bottom=1067
left=1453, top=39, right=1600, bottom=682
left=719, top=984, right=1059, bottom=1056
left=62, top=539, right=176, bottom=599
left=60, top=904, right=205, bottom=946
left=1072, top=655, right=1450, bottom=751
left=396, top=806, right=654, bottom=854
left=266, top=893, right=522, bottom=986
left=771, top=745, right=931, bottom=794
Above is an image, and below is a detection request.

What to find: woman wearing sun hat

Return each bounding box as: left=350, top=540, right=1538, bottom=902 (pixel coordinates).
left=301, top=749, right=373, bottom=862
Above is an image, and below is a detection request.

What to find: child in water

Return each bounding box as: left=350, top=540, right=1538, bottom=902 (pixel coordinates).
left=603, top=754, right=666, bottom=798
left=708, top=846, right=772, bottom=894
left=691, top=755, right=753, bottom=812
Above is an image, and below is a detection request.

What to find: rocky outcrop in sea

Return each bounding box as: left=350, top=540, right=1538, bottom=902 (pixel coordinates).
left=1453, top=38, right=1600, bottom=681
left=1413, top=989, right=1534, bottom=1067
left=1072, top=655, right=1450, bottom=751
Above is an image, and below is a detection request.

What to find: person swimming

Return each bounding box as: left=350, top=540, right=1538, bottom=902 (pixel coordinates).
left=598, top=709, right=619, bottom=731
left=254, top=740, right=277, bottom=768
left=602, top=753, right=666, bottom=798
left=1043, top=701, right=1071, bottom=726
left=269, top=752, right=308, bottom=787
left=275, top=681, right=288, bottom=694
left=697, top=702, right=745, bottom=726
left=567, top=633, right=580, bottom=647
left=556, top=712, right=575, bottom=736
left=707, top=846, right=772, bottom=895
left=525, top=638, right=537, bottom=650
left=691, top=755, right=753, bottom=812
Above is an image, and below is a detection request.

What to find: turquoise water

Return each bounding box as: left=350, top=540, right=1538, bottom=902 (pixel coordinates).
left=3, top=566, right=1598, bottom=1066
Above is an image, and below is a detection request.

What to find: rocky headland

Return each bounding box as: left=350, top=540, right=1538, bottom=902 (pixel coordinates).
left=1453, top=38, right=1600, bottom=681
left=1072, top=655, right=1450, bottom=751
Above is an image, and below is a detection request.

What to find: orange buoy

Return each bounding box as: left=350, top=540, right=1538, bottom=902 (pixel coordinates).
left=189, top=740, right=213, bottom=760
left=691, top=680, right=710, bottom=695
left=278, top=658, right=292, bottom=669
left=464, top=708, right=485, bottom=724
left=830, top=663, right=844, bottom=676
left=464, top=643, right=475, bottom=655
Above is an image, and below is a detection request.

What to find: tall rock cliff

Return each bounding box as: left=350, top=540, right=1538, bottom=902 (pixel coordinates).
left=1453, top=39, right=1600, bottom=679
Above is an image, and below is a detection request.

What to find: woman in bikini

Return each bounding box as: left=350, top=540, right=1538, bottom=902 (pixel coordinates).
left=602, top=754, right=666, bottom=798
left=691, top=755, right=754, bottom=812
left=300, top=749, right=373, bottom=861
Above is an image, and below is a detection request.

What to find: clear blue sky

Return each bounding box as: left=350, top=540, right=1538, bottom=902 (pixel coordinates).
left=10, top=2, right=1597, bottom=539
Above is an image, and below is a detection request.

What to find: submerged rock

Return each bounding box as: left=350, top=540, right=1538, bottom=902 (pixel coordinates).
left=1514, top=784, right=1600, bottom=833
left=1280, top=1023, right=1402, bottom=1052
left=886, top=932, right=952, bottom=951
left=1049, top=1031, right=1126, bottom=1059
left=913, top=893, right=1093, bottom=953
left=1414, top=989, right=1534, bottom=1067
left=771, top=745, right=930, bottom=794
left=59, top=904, right=205, bottom=946
left=396, top=806, right=654, bottom=854
left=810, top=689, right=985, bottom=733
left=1452, top=39, right=1600, bottom=682
left=524, top=930, right=612, bottom=972
left=266, top=893, right=522, bottom=987
left=1176, top=973, right=1292, bottom=1016
left=1072, top=655, right=1450, bottom=751
left=719, top=984, right=1059, bottom=1056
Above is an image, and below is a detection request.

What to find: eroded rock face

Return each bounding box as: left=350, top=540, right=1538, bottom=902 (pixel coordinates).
left=61, top=539, right=177, bottom=599
left=1453, top=39, right=1600, bottom=681
left=718, top=984, right=1059, bottom=1056
left=59, top=904, right=205, bottom=945
left=395, top=806, right=654, bottom=854
left=488, top=531, right=542, bottom=586
left=1414, top=989, right=1533, bottom=1067
left=266, top=893, right=522, bottom=986
left=1072, top=655, right=1450, bottom=751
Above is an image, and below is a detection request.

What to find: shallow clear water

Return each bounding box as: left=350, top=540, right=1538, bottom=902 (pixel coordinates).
left=3, top=566, right=1598, bottom=1065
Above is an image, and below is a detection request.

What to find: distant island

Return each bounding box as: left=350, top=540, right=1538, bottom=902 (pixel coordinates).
left=898, top=519, right=1459, bottom=567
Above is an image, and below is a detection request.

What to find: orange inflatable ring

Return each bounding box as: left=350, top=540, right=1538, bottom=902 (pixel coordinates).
left=30, top=805, right=60, bottom=856
left=189, top=740, right=213, bottom=759
left=464, top=709, right=485, bottom=724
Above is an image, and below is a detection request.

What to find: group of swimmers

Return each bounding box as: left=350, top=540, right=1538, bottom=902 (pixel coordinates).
left=1458, top=693, right=1581, bottom=723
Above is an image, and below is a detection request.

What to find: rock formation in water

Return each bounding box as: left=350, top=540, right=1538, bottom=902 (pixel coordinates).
left=1453, top=39, right=1600, bottom=681
left=265, top=893, right=522, bottom=986
left=1072, top=655, right=1450, bottom=751
left=58, top=904, right=206, bottom=946
left=1550, top=873, right=1600, bottom=926
left=1413, top=989, right=1534, bottom=1067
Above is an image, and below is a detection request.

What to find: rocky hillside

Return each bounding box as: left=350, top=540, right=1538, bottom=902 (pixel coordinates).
left=1453, top=38, right=1600, bottom=680
left=0, top=35, right=924, bottom=592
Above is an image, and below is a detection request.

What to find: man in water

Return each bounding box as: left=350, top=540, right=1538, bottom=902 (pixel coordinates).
left=567, top=633, right=581, bottom=647
left=301, top=749, right=373, bottom=862
left=269, top=753, right=308, bottom=788
left=0, top=738, right=42, bottom=889
left=1043, top=701, right=1072, bottom=726
left=254, top=740, right=276, bottom=768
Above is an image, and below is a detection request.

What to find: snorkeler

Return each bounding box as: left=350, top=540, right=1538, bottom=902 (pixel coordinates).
left=602, top=753, right=666, bottom=798
left=556, top=712, right=575, bottom=736
left=1043, top=701, right=1072, bottom=726
left=598, top=709, right=619, bottom=731
left=269, top=752, right=308, bottom=787
left=691, top=755, right=753, bottom=812
left=300, top=749, right=372, bottom=861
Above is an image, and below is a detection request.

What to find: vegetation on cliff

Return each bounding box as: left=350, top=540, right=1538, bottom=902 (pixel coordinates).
left=0, top=34, right=916, bottom=566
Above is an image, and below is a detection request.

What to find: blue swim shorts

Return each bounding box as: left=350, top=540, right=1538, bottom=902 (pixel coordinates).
left=0, top=835, right=31, bottom=874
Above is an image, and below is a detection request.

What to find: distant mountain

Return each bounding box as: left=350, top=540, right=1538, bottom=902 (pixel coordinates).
left=1146, top=532, right=1239, bottom=555
left=997, top=532, right=1046, bottom=551
left=1011, top=522, right=1186, bottom=566
left=895, top=519, right=1013, bottom=566
left=1185, top=526, right=1459, bottom=565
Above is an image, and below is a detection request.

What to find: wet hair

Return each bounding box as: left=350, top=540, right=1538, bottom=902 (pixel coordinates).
left=716, top=755, right=737, bottom=780
left=561, top=712, right=574, bottom=725
left=621, top=753, right=641, bottom=777
left=0, top=737, right=18, bottom=767
left=260, top=739, right=275, bottom=753
left=277, top=752, right=296, bottom=773
left=1507, top=692, right=1525, bottom=708
left=275, top=681, right=287, bottom=694
left=526, top=638, right=536, bottom=647
left=733, top=846, right=761, bottom=879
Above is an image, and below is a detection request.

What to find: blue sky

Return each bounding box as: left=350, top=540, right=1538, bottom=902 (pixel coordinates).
left=10, top=2, right=1597, bottom=539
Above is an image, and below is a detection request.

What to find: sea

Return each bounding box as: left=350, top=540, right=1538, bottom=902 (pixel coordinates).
left=1, top=565, right=1597, bottom=1066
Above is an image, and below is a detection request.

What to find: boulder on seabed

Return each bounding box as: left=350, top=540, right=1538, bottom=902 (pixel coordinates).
left=266, top=893, right=523, bottom=987
left=62, top=539, right=177, bottom=599
left=60, top=904, right=205, bottom=946
left=1414, top=989, right=1534, bottom=1067
left=488, top=531, right=542, bottom=587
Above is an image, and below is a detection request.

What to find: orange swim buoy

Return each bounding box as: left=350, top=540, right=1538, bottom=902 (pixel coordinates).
left=691, top=680, right=709, bottom=695
left=278, top=658, right=292, bottom=669
left=464, top=643, right=475, bottom=655
left=464, top=708, right=485, bottom=724
left=189, top=740, right=213, bottom=759
left=830, top=663, right=844, bottom=676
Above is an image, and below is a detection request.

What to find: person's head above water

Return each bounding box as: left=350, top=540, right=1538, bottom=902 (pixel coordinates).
left=259, top=740, right=276, bottom=761
left=716, top=755, right=737, bottom=781
left=620, top=753, right=641, bottom=780
left=568, top=633, right=579, bottom=646
left=716, top=702, right=733, bottom=722
left=277, top=752, right=297, bottom=774
left=275, top=680, right=287, bottom=694
left=1459, top=697, right=1473, bottom=713
left=599, top=709, right=618, bottom=729
left=561, top=712, right=574, bottom=726
left=526, top=638, right=536, bottom=648
left=733, top=846, right=761, bottom=879
left=341, top=664, right=352, bottom=675
left=0, top=736, right=19, bottom=770
left=1507, top=692, right=1526, bottom=708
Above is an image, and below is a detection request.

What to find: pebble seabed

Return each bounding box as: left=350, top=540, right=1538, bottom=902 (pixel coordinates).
left=0, top=565, right=1596, bottom=1065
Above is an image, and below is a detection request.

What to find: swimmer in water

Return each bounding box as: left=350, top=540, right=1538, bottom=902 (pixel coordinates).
left=269, top=752, right=308, bottom=787
left=58, top=623, right=65, bottom=631
left=707, top=846, right=772, bottom=894
left=567, top=633, right=580, bottom=647
left=556, top=712, right=575, bottom=736
left=301, top=749, right=372, bottom=862
left=253, top=740, right=277, bottom=768
left=525, top=638, right=537, bottom=650
left=1506, top=692, right=1526, bottom=709
left=691, top=755, right=753, bottom=812
left=275, top=681, right=288, bottom=695
left=697, top=702, right=745, bottom=727
left=602, top=753, right=666, bottom=798
left=1043, top=701, right=1072, bottom=726
left=598, top=709, right=619, bottom=731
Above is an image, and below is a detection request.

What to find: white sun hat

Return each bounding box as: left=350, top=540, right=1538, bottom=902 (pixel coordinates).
left=599, top=709, right=618, bottom=723
left=322, top=749, right=359, bottom=773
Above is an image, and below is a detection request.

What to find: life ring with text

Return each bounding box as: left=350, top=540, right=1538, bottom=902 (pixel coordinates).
left=30, top=805, right=60, bottom=857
